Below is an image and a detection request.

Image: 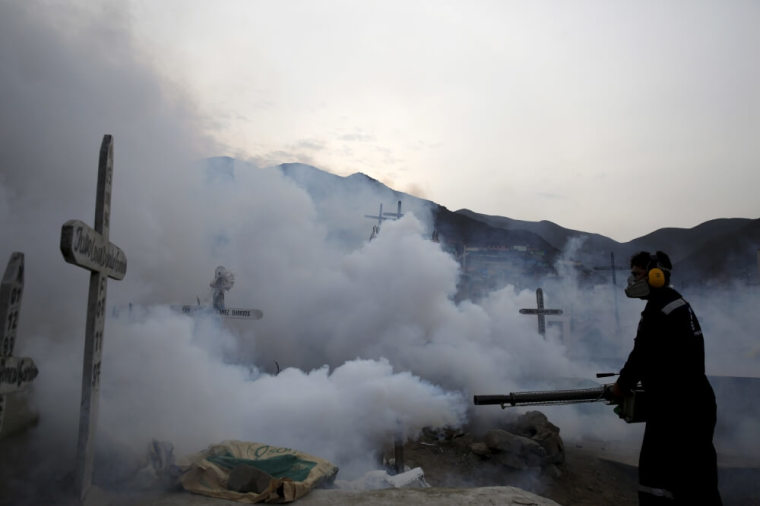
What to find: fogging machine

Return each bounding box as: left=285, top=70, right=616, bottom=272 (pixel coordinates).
left=473, top=373, right=647, bottom=423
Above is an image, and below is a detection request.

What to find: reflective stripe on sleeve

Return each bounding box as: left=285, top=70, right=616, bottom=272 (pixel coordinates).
left=661, top=298, right=686, bottom=315
left=639, top=484, right=675, bottom=500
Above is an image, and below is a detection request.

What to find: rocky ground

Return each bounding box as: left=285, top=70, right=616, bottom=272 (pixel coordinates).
left=389, top=424, right=759, bottom=506
left=392, top=427, right=640, bottom=506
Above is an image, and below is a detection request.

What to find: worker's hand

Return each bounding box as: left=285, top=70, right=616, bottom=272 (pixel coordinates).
left=604, top=382, right=625, bottom=402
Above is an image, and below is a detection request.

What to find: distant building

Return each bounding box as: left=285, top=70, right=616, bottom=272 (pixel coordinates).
left=458, top=245, right=551, bottom=300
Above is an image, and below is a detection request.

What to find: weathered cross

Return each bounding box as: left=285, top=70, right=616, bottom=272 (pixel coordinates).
left=364, top=201, right=404, bottom=240
left=365, top=202, right=389, bottom=240
left=519, top=288, right=563, bottom=337
left=59, top=135, right=127, bottom=501
left=385, top=200, right=404, bottom=220
left=171, top=265, right=263, bottom=320
left=0, top=252, right=39, bottom=434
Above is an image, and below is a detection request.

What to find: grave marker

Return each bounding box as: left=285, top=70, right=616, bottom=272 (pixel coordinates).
left=365, top=202, right=388, bottom=240
left=170, top=265, right=263, bottom=320
left=593, top=251, right=626, bottom=332
left=519, top=288, right=563, bottom=337
left=176, top=305, right=263, bottom=320
left=365, top=201, right=403, bottom=240
left=384, top=200, right=404, bottom=220
left=59, top=135, right=127, bottom=500
left=0, top=252, right=39, bottom=433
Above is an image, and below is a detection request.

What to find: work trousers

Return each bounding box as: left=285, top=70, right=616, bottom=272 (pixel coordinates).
left=637, top=401, right=722, bottom=506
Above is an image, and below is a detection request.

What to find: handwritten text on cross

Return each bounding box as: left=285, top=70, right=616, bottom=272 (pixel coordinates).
left=59, top=135, right=126, bottom=501
left=0, top=253, right=39, bottom=435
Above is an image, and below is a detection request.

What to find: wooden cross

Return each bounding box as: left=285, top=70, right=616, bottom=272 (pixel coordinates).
left=365, top=202, right=388, bottom=228
left=0, top=252, right=39, bottom=434
left=519, top=288, right=563, bottom=337
left=59, top=135, right=127, bottom=501
left=365, top=203, right=387, bottom=240
left=365, top=201, right=404, bottom=240
left=384, top=200, right=403, bottom=220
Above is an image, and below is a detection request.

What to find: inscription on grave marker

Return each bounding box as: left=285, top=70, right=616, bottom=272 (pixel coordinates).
left=0, top=252, right=39, bottom=433
left=59, top=135, right=127, bottom=501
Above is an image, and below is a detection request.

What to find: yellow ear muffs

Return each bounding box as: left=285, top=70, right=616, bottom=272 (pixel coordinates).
left=648, top=267, right=666, bottom=288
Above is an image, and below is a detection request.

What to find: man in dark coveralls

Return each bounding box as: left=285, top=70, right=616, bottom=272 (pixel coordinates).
left=611, top=251, right=722, bottom=505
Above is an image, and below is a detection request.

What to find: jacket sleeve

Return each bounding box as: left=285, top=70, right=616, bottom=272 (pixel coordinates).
left=617, top=314, right=649, bottom=392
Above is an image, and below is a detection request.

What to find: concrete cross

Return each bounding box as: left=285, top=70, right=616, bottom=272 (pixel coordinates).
left=0, top=252, right=39, bottom=433
left=519, top=288, right=563, bottom=337
left=59, top=135, right=127, bottom=501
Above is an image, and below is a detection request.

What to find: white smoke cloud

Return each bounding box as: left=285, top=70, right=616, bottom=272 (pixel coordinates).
left=95, top=308, right=466, bottom=477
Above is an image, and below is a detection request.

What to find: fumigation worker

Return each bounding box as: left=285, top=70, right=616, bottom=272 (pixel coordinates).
left=610, top=251, right=722, bottom=505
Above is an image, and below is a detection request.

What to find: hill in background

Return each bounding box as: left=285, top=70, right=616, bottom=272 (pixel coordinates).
left=209, top=158, right=760, bottom=289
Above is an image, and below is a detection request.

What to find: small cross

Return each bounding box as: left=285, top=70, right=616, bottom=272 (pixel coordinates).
left=59, top=135, right=127, bottom=501
left=519, top=288, right=563, bottom=337
left=0, top=252, right=39, bottom=433
left=364, top=201, right=403, bottom=240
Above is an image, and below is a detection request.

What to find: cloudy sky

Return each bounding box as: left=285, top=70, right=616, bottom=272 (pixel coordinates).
left=4, top=1, right=757, bottom=242
left=121, top=0, right=759, bottom=242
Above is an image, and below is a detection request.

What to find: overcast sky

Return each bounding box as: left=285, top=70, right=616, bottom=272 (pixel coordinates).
left=6, top=0, right=760, bottom=241
left=126, top=0, right=760, bottom=242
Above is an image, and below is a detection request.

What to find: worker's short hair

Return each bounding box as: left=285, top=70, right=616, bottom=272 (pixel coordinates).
left=630, top=250, right=672, bottom=283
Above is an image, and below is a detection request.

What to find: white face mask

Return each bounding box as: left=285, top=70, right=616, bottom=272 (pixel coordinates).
left=625, top=275, right=650, bottom=299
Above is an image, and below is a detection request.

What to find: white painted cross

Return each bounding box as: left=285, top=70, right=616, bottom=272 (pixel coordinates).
left=0, top=252, right=39, bottom=433
left=175, top=305, right=263, bottom=320
left=519, top=288, right=563, bottom=337
left=59, top=135, right=127, bottom=501
left=170, top=266, right=263, bottom=320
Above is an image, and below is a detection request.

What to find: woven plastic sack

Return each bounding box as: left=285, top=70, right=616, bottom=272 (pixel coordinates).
left=178, top=440, right=338, bottom=503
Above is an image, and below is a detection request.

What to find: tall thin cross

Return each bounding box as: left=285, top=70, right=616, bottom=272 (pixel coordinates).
left=519, top=288, right=563, bottom=337
left=0, top=252, right=39, bottom=433
left=593, top=252, right=626, bottom=333
left=365, top=202, right=388, bottom=228
left=365, top=202, right=389, bottom=240
left=59, top=135, right=127, bottom=501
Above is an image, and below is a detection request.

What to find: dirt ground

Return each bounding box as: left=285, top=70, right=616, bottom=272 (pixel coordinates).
left=394, top=430, right=640, bottom=506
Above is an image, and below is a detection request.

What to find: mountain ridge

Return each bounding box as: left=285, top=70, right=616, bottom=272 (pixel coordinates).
left=210, top=158, right=759, bottom=286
